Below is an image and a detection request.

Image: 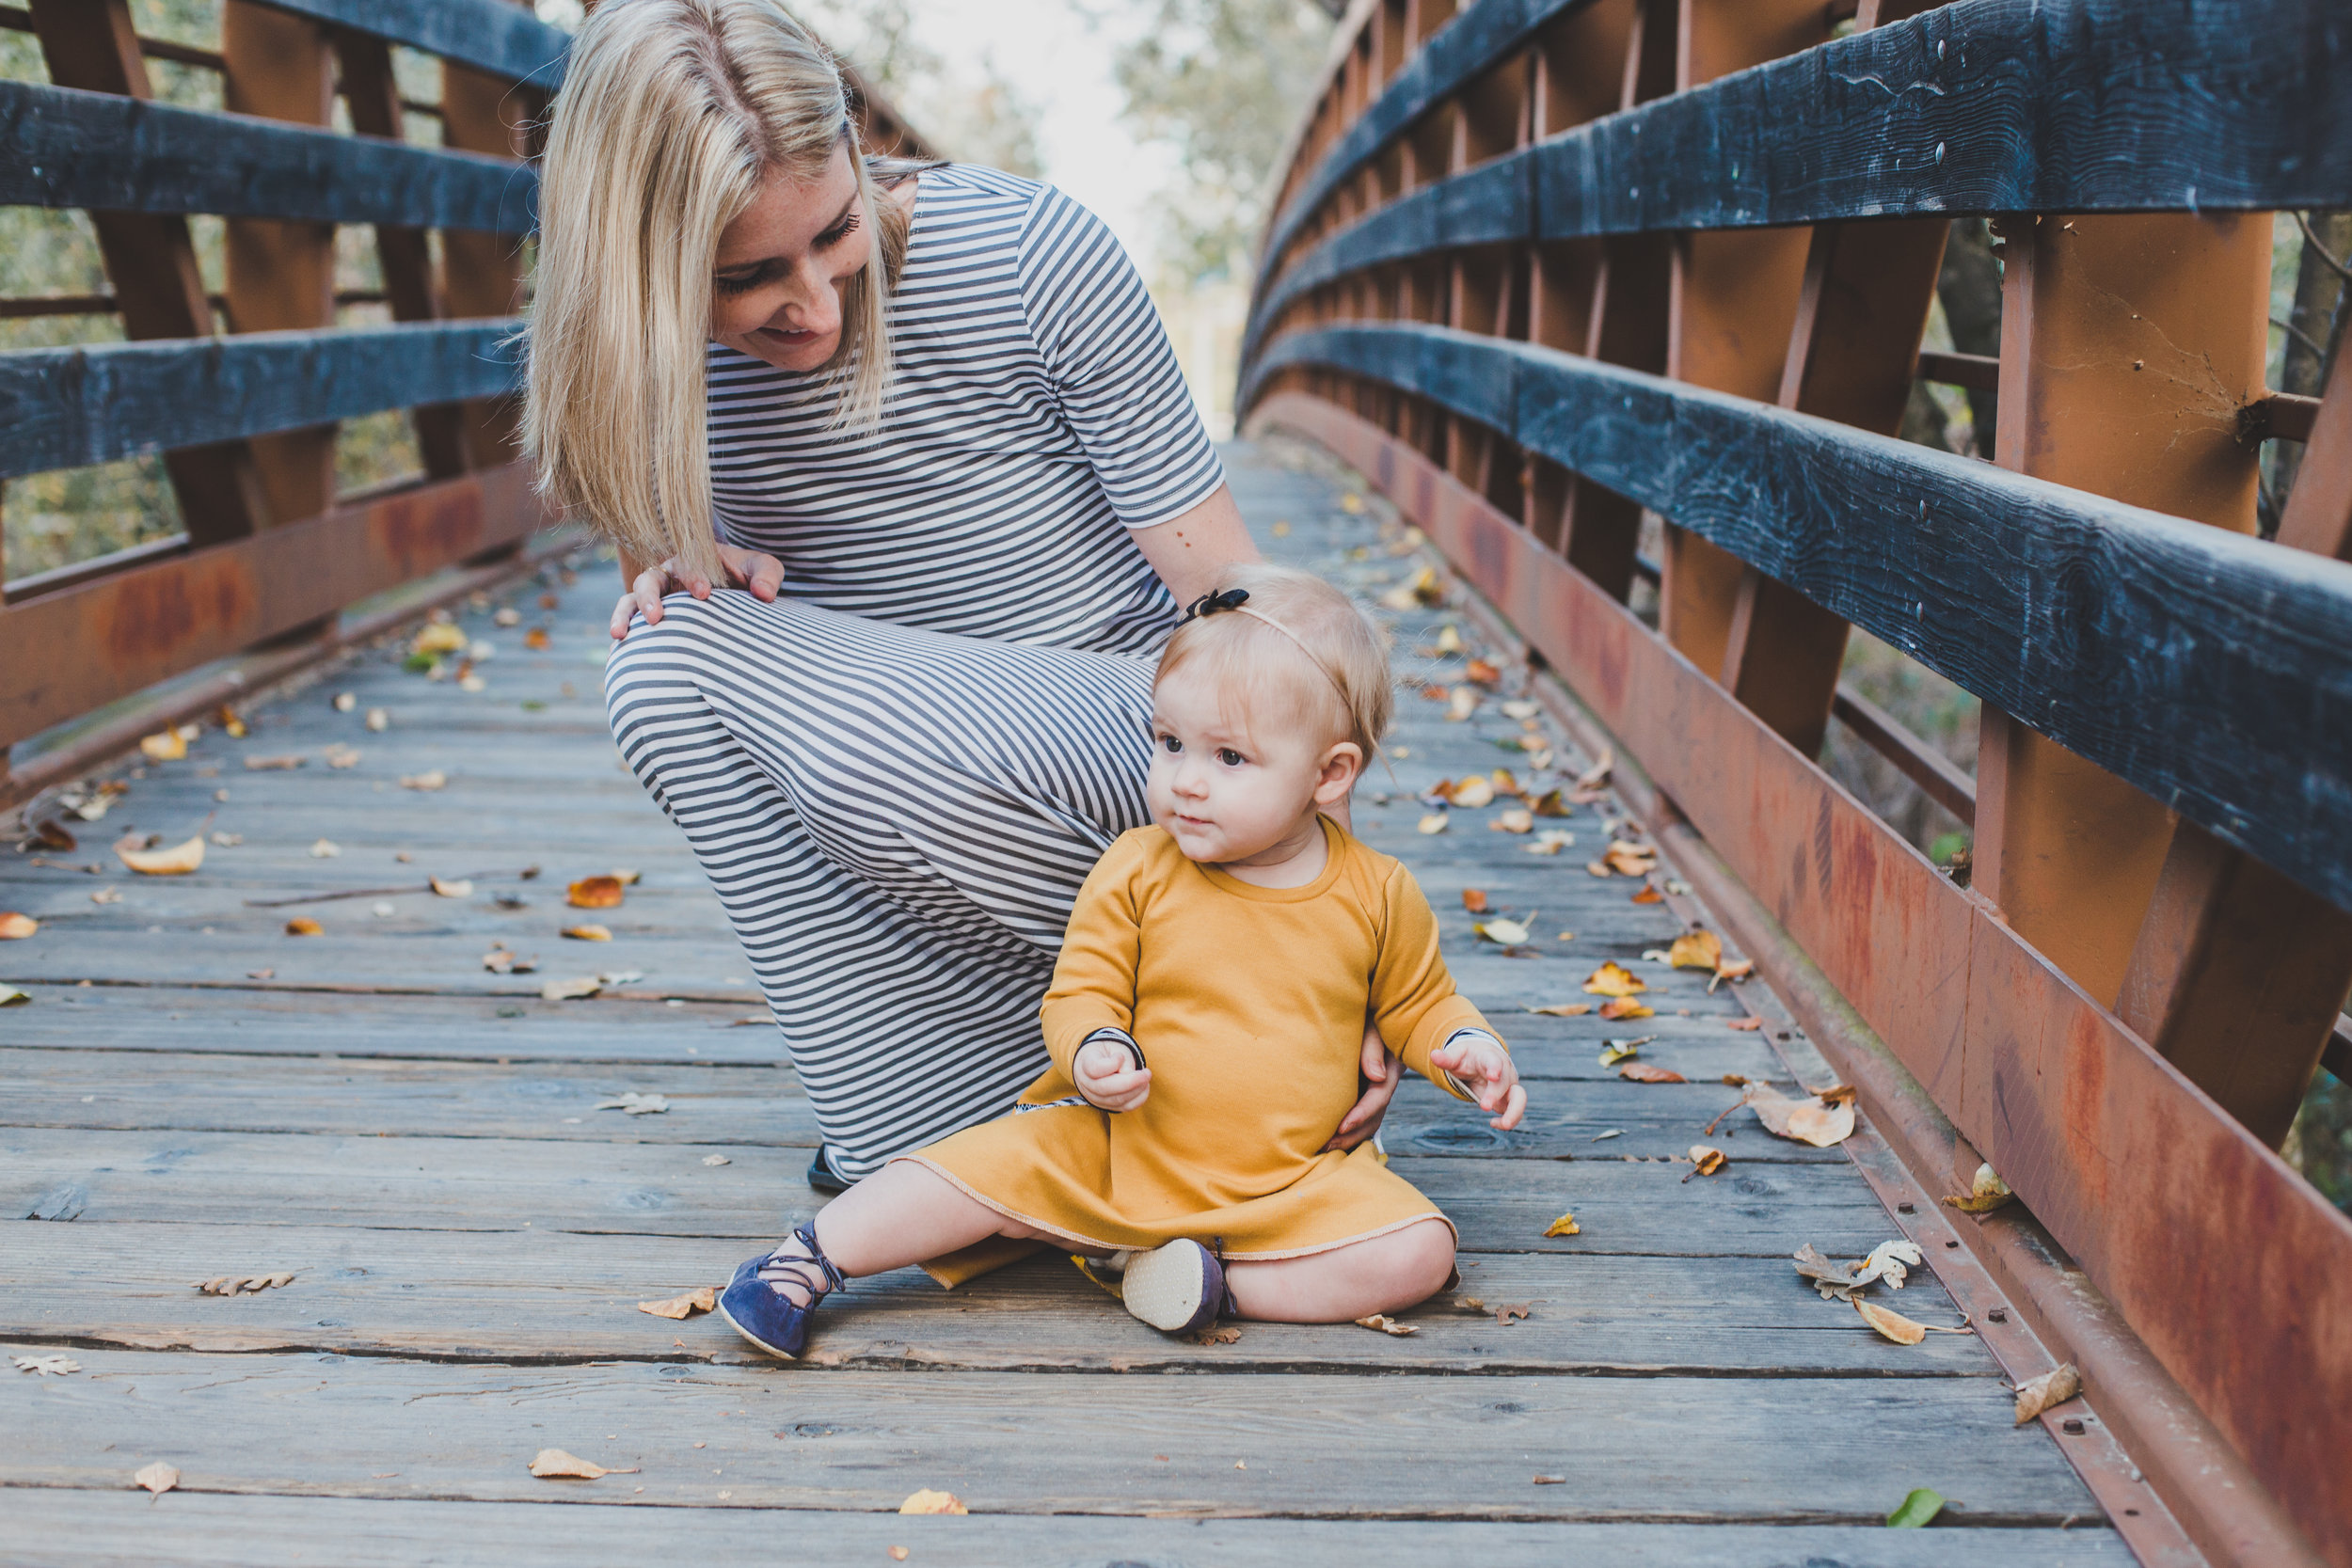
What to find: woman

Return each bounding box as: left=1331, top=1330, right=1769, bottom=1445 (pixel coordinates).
left=524, top=0, right=1399, bottom=1206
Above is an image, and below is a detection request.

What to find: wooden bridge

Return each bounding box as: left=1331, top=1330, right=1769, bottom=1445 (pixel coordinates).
left=3, top=1, right=2349, bottom=1563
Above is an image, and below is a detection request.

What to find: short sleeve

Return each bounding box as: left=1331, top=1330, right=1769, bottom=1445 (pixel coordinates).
left=1017, top=188, right=1228, bottom=529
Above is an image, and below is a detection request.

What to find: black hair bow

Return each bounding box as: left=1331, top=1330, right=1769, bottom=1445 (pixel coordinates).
left=1179, top=587, right=1249, bottom=625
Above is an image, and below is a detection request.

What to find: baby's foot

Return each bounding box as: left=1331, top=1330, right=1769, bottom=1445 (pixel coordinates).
left=1120, top=1239, right=1230, bottom=1336
left=717, top=1220, right=843, bottom=1359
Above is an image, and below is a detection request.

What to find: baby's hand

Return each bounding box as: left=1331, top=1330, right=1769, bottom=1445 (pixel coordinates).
left=1073, top=1035, right=1152, bottom=1113
left=1431, top=1032, right=1526, bottom=1131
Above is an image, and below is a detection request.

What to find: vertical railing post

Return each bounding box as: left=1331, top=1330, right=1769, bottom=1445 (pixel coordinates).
left=440, top=15, right=539, bottom=477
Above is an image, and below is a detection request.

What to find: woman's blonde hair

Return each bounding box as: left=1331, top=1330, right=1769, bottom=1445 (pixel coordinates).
left=523, top=0, right=925, bottom=579
left=1156, top=563, right=1395, bottom=763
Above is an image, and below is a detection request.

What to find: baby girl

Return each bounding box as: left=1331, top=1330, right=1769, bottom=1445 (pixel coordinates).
left=719, top=562, right=1525, bottom=1355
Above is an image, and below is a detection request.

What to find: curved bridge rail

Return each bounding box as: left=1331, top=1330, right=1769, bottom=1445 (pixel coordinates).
left=0, top=0, right=927, bottom=805
left=1239, top=2, right=2352, bottom=1563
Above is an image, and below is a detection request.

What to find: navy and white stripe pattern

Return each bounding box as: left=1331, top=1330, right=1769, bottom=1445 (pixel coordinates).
left=606, top=166, right=1224, bottom=1179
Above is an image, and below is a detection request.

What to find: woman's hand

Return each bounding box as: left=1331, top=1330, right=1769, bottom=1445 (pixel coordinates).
left=1324, top=1024, right=1403, bottom=1151
left=610, top=543, right=786, bottom=640
left=1430, top=1032, right=1526, bottom=1131
left=1073, top=1037, right=1152, bottom=1113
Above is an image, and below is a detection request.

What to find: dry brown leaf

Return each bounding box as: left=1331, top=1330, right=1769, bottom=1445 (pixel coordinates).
left=1629, top=884, right=1664, bottom=905
left=1721, top=1074, right=1750, bottom=1087
left=529, top=1449, right=638, bottom=1480
left=1945, top=1162, right=2015, bottom=1213
left=1573, top=749, right=1613, bottom=789
left=890, top=1548, right=911, bottom=1561
left=1455, top=1296, right=1487, bottom=1313
left=215, top=705, right=246, bottom=738
left=1710, top=957, right=1756, bottom=990
left=0, top=913, right=37, bottom=940
left=400, top=770, right=447, bottom=792
left=542, top=975, right=604, bottom=1002
left=1791, top=1243, right=1861, bottom=1296
left=245, top=754, right=304, bottom=771
left=1667, top=929, right=1724, bottom=971
left=1542, top=1212, right=1581, bottom=1237
left=636, top=1287, right=717, bottom=1320
left=1689, top=1144, right=1727, bottom=1176
left=192, top=1271, right=296, bottom=1295
left=1525, top=1001, right=1591, bottom=1017
left=1449, top=775, right=1495, bottom=809
left=1533, top=1474, right=1566, bottom=1485
left=1354, top=1313, right=1418, bottom=1336
left=1528, top=787, right=1570, bottom=817
left=116, top=835, right=204, bottom=876
left=1603, top=844, right=1658, bottom=877
left=1490, top=809, right=1534, bottom=834
left=32, top=819, right=77, bottom=851
left=525, top=627, right=552, bottom=651
left=429, top=877, right=472, bottom=898
left=562, top=924, right=614, bottom=942
left=1618, top=1061, right=1684, bottom=1083
left=1488, top=768, right=1523, bottom=797
left=1581, top=961, right=1646, bottom=997
left=134, top=1461, right=180, bottom=1497
left=1526, top=829, right=1575, bottom=857
left=284, top=918, right=323, bottom=937
left=1855, top=1297, right=1929, bottom=1346
left=1463, top=657, right=1502, bottom=687
left=568, top=875, right=627, bottom=909
left=1493, top=1302, right=1531, bottom=1323
left=2012, top=1363, right=2083, bottom=1424
left=1740, top=1083, right=1856, bottom=1148
left=1725, top=1018, right=1763, bottom=1032
left=139, top=731, right=186, bottom=762
left=1598, top=998, right=1654, bottom=1022
left=1461, top=889, right=1490, bottom=913
left=1813, top=1083, right=1858, bottom=1106
left=1184, top=1324, right=1242, bottom=1345
left=898, top=1488, right=968, bottom=1515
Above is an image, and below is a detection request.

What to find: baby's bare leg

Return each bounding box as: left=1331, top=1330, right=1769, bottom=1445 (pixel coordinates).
left=812, top=1160, right=1085, bottom=1279
left=1223, top=1217, right=1456, bottom=1323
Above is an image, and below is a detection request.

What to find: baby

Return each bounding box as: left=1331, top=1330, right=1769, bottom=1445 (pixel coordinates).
left=719, top=562, right=1524, bottom=1355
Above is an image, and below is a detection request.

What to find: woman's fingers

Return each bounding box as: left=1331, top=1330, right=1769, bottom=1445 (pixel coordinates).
left=1325, top=1053, right=1404, bottom=1149
left=632, top=565, right=671, bottom=627
left=1358, top=1026, right=1391, bottom=1081
left=720, top=546, right=786, bottom=601
left=609, top=593, right=637, bottom=641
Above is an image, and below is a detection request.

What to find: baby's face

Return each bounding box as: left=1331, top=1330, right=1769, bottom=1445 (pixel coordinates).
left=1147, top=663, right=1341, bottom=865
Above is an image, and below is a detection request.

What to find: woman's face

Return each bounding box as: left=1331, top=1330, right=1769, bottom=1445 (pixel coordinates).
left=708, top=140, right=871, bottom=373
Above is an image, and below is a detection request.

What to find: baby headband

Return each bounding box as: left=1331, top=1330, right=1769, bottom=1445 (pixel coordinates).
left=1178, top=588, right=1352, bottom=707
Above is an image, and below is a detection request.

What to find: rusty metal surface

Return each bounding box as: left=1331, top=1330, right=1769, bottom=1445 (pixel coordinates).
left=0, top=462, right=548, bottom=749
left=1252, top=391, right=2352, bottom=1565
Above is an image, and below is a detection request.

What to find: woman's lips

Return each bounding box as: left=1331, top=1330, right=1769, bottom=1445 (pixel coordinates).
left=758, top=325, right=815, bottom=345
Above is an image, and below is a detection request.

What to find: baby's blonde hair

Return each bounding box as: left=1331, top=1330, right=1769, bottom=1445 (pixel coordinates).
left=1157, top=563, right=1394, bottom=762
left=523, top=0, right=924, bottom=581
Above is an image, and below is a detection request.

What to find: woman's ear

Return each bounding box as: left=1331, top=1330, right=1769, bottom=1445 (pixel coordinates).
left=1312, top=741, right=1365, bottom=807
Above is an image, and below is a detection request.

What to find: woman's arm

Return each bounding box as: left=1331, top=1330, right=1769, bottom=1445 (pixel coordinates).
left=1129, top=483, right=1260, bottom=607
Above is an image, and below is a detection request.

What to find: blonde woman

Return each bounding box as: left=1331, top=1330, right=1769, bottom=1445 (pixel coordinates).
left=527, top=0, right=1404, bottom=1204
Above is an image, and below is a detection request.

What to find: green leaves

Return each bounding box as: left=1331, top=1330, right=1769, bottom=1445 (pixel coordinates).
left=1885, top=1487, right=1947, bottom=1528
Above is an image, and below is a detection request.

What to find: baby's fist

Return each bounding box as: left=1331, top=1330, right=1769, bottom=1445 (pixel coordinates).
left=1431, top=1030, right=1525, bottom=1131
left=1073, top=1032, right=1152, bottom=1113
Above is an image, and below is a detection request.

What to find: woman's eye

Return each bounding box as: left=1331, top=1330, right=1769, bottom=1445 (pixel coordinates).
left=1216, top=748, right=1245, bottom=768
left=713, top=268, right=768, bottom=296
left=816, top=209, right=863, bottom=248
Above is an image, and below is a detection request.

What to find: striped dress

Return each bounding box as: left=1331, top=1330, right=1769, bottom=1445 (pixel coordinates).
left=603, top=165, right=1227, bottom=1180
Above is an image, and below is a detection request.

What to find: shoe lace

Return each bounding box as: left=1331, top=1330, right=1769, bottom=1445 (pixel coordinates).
left=755, top=1220, right=847, bottom=1307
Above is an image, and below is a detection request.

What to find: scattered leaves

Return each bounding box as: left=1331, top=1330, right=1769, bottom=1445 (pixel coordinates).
left=0, top=913, right=36, bottom=940
left=1354, top=1314, right=1418, bottom=1336
left=1855, top=1298, right=1930, bottom=1345
left=412, top=623, right=469, bottom=657
left=429, top=877, right=473, bottom=898
left=116, top=834, right=204, bottom=876
left=134, top=1461, right=180, bottom=1497
left=1581, top=961, right=1646, bottom=997
left=1667, top=929, right=1723, bottom=971
left=284, top=918, right=323, bottom=937
left=530, top=1449, right=637, bottom=1480
left=1597, top=1040, right=1641, bottom=1067
left=1490, top=808, right=1534, bottom=834
left=14, top=1354, right=79, bottom=1374
left=563, top=924, right=614, bottom=942
left=568, top=875, right=627, bottom=909
left=1378, top=567, right=1439, bottom=610
left=898, top=1489, right=968, bottom=1515
left=1461, top=889, right=1489, bottom=913
left=1463, top=657, right=1502, bottom=687
left=596, top=1092, right=668, bottom=1115
left=1493, top=1303, right=1531, bottom=1323
left=1416, top=813, right=1449, bottom=835
left=139, top=731, right=187, bottom=762
left=1688, top=1144, right=1727, bottom=1177
left=636, top=1287, right=717, bottom=1320
left=542, top=975, right=604, bottom=1001
left=2011, top=1363, right=2082, bottom=1425
left=1598, top=998, right=1655, bottom=1022
left=1852, top=1240, right=1925, bottom=1291
left=1736, top=1083, right=1855, bottom=1148
left=1473, top=917, right=1530, bottom=945
left=400, top=770, right=447, bottom=792
left=1944, top=1162, right=2015, bottom=1213
left=1542, top=1212, right=1581, bottom=1237
left=1448, top=775, right=1494, bottom=809
left=1525, top=829, right=1576, bottom=856
left=1573, top=749, right=1613, bottom=790
left=1527, top=788, right=1570, bottom=817
left=1618, top=1062, right=1684, bottom=1083
left=1602, top=840, right=1659, bottom=877
left=1886, top=1487, right=1946, bottom=1528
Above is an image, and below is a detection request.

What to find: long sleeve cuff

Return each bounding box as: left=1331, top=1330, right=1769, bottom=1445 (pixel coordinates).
left=1434, top=1026, right=1503, bottom=1101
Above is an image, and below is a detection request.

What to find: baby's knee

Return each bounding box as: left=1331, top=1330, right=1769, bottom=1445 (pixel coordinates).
left=1397, top=1218, right=1457, bottom=1299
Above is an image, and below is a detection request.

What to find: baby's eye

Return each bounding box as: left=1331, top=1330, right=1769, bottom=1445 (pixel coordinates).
left=1157, top=735, right=1182, bottom=754
left=1216, top=748, right=1246, bottom=768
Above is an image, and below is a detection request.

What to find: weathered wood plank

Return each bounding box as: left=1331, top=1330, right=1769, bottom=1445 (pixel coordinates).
left=0, top=1492, right=2142, bottom=1568
left=0, top=79, right=538, bottom=230
left=1, top=322, right=520, bottom=480
left=1249, top=323, right=2352, bottom=913
left=0, top=1132, right=1900, bottom=1254
left=0, top=1224, right=1985, bottom=1374
left=244, top=0, right=567, bottom=87
left=0, top=1351, right=2100, bottom=1521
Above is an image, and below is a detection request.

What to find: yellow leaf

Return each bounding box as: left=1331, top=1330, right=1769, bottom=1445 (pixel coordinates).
left=1490, top=809, right=1534, bottom=834
left=1689, top=1144, right=1727, bottom=1176
left=568, top=876, right=627, bottom=909
left=1598, top=998, right=1653, bottom=1022
left=1542, top=1212, right=1581, bottom=1237
left=891, top=1547, right=911, bottom=1560
left=563, top=924, right=613, bottom=942
left=400, top=770, right=447, bottom=792
left=429, top=877, right=473, bottom=898
left=1581, top=961, right=1646, bottom=997
left=0, top=985, right=30, bottom=1006
left=284, top=917, right=323, bottom=937
left=0, top=913, right=37, bottom=940
left=1341, top=492, right=1364, bottom=514
left=1429, top=623, right=1463, bottom=653
left=116, top=835, right=204, bottom=876
left=529, top=1449, right=638, bottom=1480
left=635, top=1287, right=717, bottom=1320
left=1667, top=929, right=1723, bottom=971
left=1855, top=1297, right=1928, bottom=1346
left=898, top=1488, right=968, bottom=1515
left=2011, top=1363, right=2083, bottom=1425
left=524, top=627, right=552, bottom=651
left=1944, top=1161, right=2016, bottom=1213
left=1450, top=775, right=1494, bottom=808
left=1489, top=768, right=1521, bottom=796
left=1597, top=1040, right=1640, bottom=1067
left=411, top=622, right=469, bottom=656
left=138, top=731, right=187, bottom=762
left=1525, top=1002, right=1591, bottom=1017
left=1354, top=1313, right=1418, bottom=1336
left=1416, top=813, right=1449, bottom=835
left=133, top=1461, right=180, bottom=1497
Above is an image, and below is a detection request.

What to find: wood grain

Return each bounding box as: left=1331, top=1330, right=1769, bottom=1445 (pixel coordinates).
left=242, top=0, right=568, bottom=87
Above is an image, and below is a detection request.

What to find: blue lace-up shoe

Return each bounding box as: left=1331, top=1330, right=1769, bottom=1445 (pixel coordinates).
left=717, top=1220, right=846, bottom=1361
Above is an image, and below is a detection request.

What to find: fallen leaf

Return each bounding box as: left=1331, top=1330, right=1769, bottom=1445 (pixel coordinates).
left=32, top=819, right=77, bottom=850
left=890, top=1548, right=911, bottom=1561
left=1740, top=1083, right=1855, bottom=1148
left=1525, top=829, right=1576, bottom=856
left=1449, top=775, right=1494, bottom=809
left=1533, top=1474, right=1567, bottom=1485
left=365, top=708, right=389, bottom=732
left=1851, top=1240, right=1925, bottom=1291
left=1455, top=1296, right=1487, bottom=1312
left=898, top=1488, right=967, bottom=1515
left=1427, top=621, right=1462, bottom=651
left=1598, top=998, right=1655, bottom=1022
left=246, top=968, right=274, bottom=980
left=0, top=913, right=36, bottom=940
left=284, top=918, right=323, bottom=937
left=1184, top=1324, right=1242, bottom=1345
left=1629, top=884, right=1664, bottom=905
left=1417, top=813, right=1450, bottom=835
left=192, top=1271, right=296, bottom=1295
left=1667, top=929, right=1724, bottom=971
left=208, top=832, right=242, bottom=847
left=525, top=627, right=552, bottom=651
left=117, top=835, right=204, bottom=876
left=530, top=1449, right=638, bottom=1480
left=1542, top=1212, right=1581, bottom=1237
left=1574, top=749, right=1613, bottom=790
left=139, top=731, right=187, bottom=762
left=310, top=839, right=341, bottom=859
left=1500, top=700, right=1539, bottom=720
left=1525, top=1002, right=1591, bottom=1017
left=568, top=875, right=627, bottom=909
left=1589, top=1130, right=1623, bottom=1142
left=134, top=1461, right=180, bottom=1497
left=1710, top=957, right=1756, bottom=990
left=495, top=607, right=522, bottom=627
left=1725, top=1018, right=1762, bottom=1032
left=596, top=1092, right=668, bottom=1115
left=1527, top=787, right=1570, bottom=818
left=1463, top=657, right=1502, bottom=688
left=702, top=1154, right=731, bottom=1166
left=1461, top=889, right=1489, bottom=913
left=1586, top=860, right=1613, bottom=878
left=1944, top=1161, right=2015, bottom=1213
left=244, top=754, right=304, bottom=772
left=1886, top=1487, right=1946, bottom=1528
left=89, top=888, right=122, bottom=905
left=400, top=771, right=448, bottom=792
left=429, top=877, right=473, bottom=898
left=0, top=985, right=29, bottom=1006
left=1618, top=1061, right=1684, bottom=1083
left=1445, top=686, right=1481, bottom=721
left=2011, top=1362, right=2083, bottom=1424
left=1597, top=1040, right=1641, bottom=1067
left=14, top=1354, right=79, bottom=1374
left=542, top=976, right=604, bottom=1001
left=1855, top=1297, right=1929, bottom=1345
left=334, top=692, right=357, bottom=711
left=1792, top=1243, right=1862, bottom=1298
left=1490, top=809, right=1534, bottom=834
left=636, top=1287, right=717, bottom=1320
left=1474, top=918, right=1530, bottom=945
left=1603, top=841, right=1658, bottom=877
left=1493, top=1303, right=1531, bottom=1323
left=563, top=924, right=614, bottom=942
left=1689, top=1144, right=1727, bottom=1176
left=1354, top=1314, right=1418, bottom=1336
left=1581, top=961, right=1646, bottom=997
left=1813, top=1083, right=1858, bottom=1107
left=412, top=622, right=469, bottom=657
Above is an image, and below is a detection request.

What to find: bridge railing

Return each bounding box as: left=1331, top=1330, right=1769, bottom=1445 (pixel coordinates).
left=0, top=0, right=927, bottom=806
left=1237, top=2, right=2352, bottom=1561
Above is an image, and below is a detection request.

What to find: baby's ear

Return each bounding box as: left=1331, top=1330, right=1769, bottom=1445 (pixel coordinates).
left=1314, top=741, right=1365, bottom=804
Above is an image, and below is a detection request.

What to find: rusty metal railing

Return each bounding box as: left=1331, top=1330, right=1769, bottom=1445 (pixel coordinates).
left=1236, top=2, right=2352, bottom=1562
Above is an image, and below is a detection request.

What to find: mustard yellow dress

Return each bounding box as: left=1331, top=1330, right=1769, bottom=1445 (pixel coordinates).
left=899, top=816, right=1502, bottom=1260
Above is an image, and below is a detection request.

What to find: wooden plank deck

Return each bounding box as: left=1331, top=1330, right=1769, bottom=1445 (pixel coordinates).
left=0, top=442, right=2135, bottom=1563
